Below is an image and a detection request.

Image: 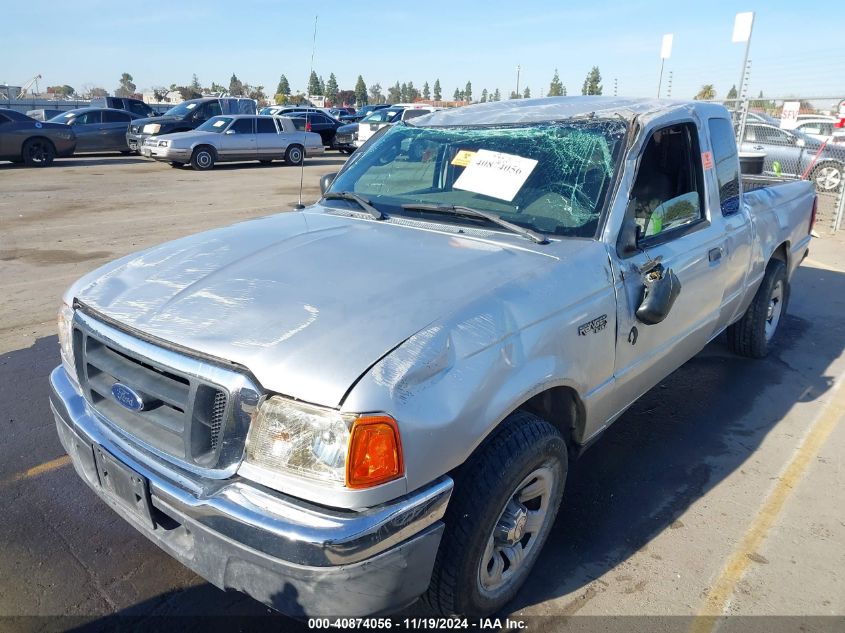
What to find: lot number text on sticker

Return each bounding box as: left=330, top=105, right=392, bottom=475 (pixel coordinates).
left=454, top=149, right=538, bottom=202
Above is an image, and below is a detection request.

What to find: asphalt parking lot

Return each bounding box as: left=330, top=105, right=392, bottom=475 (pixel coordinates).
left=1, top=155, right=843, bottom=632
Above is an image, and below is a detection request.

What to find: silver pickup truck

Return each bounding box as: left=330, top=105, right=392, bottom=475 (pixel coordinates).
left=50, top=98, right=815, bottom=618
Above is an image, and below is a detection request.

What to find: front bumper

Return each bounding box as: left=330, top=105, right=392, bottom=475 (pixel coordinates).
left=141, top=144, right=191, bottom=162
left=50, top=366, right=451, bottom=617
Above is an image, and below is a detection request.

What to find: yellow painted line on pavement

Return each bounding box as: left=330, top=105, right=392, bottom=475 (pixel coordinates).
left=689, top=378, right=845, bottom=633
left=0, top=455, right=71, bottom=488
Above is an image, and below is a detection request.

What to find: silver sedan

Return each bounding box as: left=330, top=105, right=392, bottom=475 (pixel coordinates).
left=141, top=114, right=325, bottom=170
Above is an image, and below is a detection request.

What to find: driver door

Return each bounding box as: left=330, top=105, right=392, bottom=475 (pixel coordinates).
left=610, top=122, right=726, bottom=413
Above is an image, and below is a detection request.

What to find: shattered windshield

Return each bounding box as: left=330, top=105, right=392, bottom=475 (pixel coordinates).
left=328, top=120, right=627, bottom=238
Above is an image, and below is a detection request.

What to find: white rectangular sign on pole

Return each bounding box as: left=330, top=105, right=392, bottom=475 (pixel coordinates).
left=780, top=101, right=801, bottom=130
left=660, top=34, right=674, bottom=60
left=732, top=12, right=754, bottom=43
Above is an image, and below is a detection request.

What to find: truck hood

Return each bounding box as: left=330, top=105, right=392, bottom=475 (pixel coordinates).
left=72, top=208, right=559, bottom=407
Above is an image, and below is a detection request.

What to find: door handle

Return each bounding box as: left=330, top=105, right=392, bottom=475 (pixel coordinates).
left=753, top=145, right=765, bottom=150
left=709, top=247, right=723, bottom=262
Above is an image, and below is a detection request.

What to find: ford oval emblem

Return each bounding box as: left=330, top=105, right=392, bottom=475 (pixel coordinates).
left=111, top=383, right=145, bottom=412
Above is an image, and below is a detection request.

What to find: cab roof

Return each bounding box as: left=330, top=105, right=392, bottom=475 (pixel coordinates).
left=415, top=96, right=726, bottom=126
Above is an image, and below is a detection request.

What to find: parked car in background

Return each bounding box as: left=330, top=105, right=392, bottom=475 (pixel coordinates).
left=90, top=96, right=158, bottom=118
left=0, top=108, right=76, bottom=166
left=355, top=106, right=405, bottom=145
left=127, top=97, right=256, bottom=152
left=141, top=115, right=323, bottom=170
left=259, top=106, right=335, bottom=118
left=334, top=121, right=358, bottom=153
left=339, top=104, right=391, bottom=122
left=49, top=108, right=142, bottom=153
left=740, top=122, right=845, bottom=191
left=285, top=111, right=344, bottom=148
left=792, top=118, right=845, bottom=144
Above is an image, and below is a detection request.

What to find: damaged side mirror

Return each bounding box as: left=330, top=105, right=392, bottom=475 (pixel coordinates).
left=636, top=265, right=682, bottom=325
left=618, top=220, right=642, bottom=257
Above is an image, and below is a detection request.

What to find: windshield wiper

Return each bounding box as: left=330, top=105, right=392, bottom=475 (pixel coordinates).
left=401, top=203, right=548, bottom=244
left=322, top=192, right=384, bottom=220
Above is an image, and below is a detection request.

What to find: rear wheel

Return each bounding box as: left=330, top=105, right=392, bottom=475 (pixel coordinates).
left=285, top=144, right=304, bottom=166
left=728, top=258, right=788, bottom=358
left=811, top=163, right=843, bottom=192
left=422, top=411, right=567, bottom=616
left=190, top=146, right=215, bottom=171
left=22, top=138, right=56, bottom=167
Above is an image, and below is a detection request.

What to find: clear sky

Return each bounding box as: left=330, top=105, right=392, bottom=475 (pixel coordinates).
left=4, top=0, right=843, bottom=101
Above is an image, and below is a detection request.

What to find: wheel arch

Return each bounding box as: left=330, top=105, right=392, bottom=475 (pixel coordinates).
left=22, top=135, right=56, bottom=153
left=191, top=143, right=218, bottom=159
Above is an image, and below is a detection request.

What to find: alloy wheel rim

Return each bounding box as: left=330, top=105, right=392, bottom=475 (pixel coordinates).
left=816, top=166, right=841, bottom=191
left=291, top=148, right=302, bottom=162
left=477, top=466, right=554, bottom=595
left=765, top=280, right=783, bottom=341
left=197, top=152, right=211, bottom=167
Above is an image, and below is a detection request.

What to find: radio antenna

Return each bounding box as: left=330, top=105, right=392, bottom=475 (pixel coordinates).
left=295, top=14, right=318, bottom=210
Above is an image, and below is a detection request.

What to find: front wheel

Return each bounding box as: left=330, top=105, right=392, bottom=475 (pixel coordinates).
left=727, top=258, right=788, bottom=358
left=422, top=411, right=567, bottom=616
left=812, top=163, right=843, bottom=192
left=285, top=144, right=304, bottom=166
left=190, top=146, right=215, bottom=171
left=22, top=138, right=56, bottom=167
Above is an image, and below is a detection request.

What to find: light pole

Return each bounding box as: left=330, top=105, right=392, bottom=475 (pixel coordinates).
left=657, top=34, right=673, bottom=97
left=733, top=12, right=755, bottom=144
left=516, top=65, right=521, bottom=99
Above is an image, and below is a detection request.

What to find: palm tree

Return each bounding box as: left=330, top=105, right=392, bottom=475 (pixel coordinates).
left=694, top=84, right=716, bottom=100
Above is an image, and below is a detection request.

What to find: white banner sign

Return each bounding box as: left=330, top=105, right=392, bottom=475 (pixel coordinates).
left=780, top=101, right=801, bottom=130
left=660, top=34, right=674, bottom=60
left=732, top=12, right=754, bottom=43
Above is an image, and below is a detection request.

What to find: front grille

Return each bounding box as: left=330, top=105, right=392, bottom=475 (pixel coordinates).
left=70, top=311, right=261, bottom=472
left=336, top=133, right=354, bottom=144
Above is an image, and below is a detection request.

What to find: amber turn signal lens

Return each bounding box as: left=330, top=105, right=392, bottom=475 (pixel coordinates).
left=346, top=415, right=404, bottom=489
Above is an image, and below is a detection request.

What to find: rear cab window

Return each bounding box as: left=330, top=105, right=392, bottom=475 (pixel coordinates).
left=708, top=118, right=741, bottom=215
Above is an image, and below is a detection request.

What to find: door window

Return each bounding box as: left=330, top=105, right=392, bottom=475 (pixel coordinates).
left=256, top=118, right=277, bottom=134
left=74, top=111, right=102, bottom=125
left=230, top=118, right=255, bottom=134
left=708, top=118, right=741, bottom=215
left=629, top=123, right=705, bottom=240
left=103, top=110, right=131, bottom=123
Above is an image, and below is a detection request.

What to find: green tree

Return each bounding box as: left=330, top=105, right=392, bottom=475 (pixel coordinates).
left=401, top=82, right=409, bottom=102
left=325, top=73, right=339, bottom=104
left=523, top=86, right=531, bottom=98
left=433, top=78, right=441, bottom=101
left=354, top=75, right=368, bottom=105
left=464, top=81, right=472, bottom=103
left=318, top=76, right=326, bottom=95
left=190, top=74, right=201, bottom=92
left=388, top=81, right=401, bottom=102
left=115, top=72, right=136, bottom=97
left=422, top=81, right=431, bottom=100
left=548, top=68, right=564, bottom=97
left=276, top=75, right=291, bottom=95
left=453, top=87, right=461, bottom=101
left=229, top=74, right=244, bottom=95
left=407, top=81, right=419, bottom=101
left=694, top=84, right=716, bottom=100
left=581, top=66, right=602, bottom=95
left=726, top=84, right=738, bottom=100
left=210, top=81, right=226, bottom=95
left=509, top=91, right=521, bottom=99
left=480, top=88, right=488, bottom=103
left=369, top=82, right=383, bottom=103
left=493, top=88, right=501, bottom=102
left=48, top=85, right=75, bottom=97
left=308, top=71, right=321, bottom=95
left=90, top=86, right=109, bottom=98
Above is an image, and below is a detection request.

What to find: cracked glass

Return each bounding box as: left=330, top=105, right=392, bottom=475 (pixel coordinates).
left=329, top=120, right=628, bottom=238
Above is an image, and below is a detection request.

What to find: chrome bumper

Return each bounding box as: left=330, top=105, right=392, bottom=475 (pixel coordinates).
left=141, top=145, right=190, bottom=161
left=50, top=366, right=451, bottom=616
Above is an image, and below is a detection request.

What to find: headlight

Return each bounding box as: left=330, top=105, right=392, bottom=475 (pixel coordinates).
left=240, top=396, right=403, bottom=489
left=143, top=123, right=161, bottom=134
left=158, top=140, right=169, bottom=147
left=57, top=302, right=76, bottom=379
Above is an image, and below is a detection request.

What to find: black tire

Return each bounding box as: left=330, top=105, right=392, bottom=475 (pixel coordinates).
left=727, top=258, right=788, bottom=358
left=285, top=144, right=304, bottom=166
left=169, top=161, right=184, bottom=168
left=190, top=146, right=215, bottom=171
left=811, top=162, right=843, bottom=193
left=22, top=138, right=56, bottom=167
left=422, top=411, right=567, bottom=617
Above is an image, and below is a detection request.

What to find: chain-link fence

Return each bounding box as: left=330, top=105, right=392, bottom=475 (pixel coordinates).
left=707, top=96, right=845, bottom=234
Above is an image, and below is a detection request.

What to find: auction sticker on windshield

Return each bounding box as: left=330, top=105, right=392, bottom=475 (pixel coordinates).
left=454, top=149, right=538, bottom=201
left=451, top=150, right=477, bottom=167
